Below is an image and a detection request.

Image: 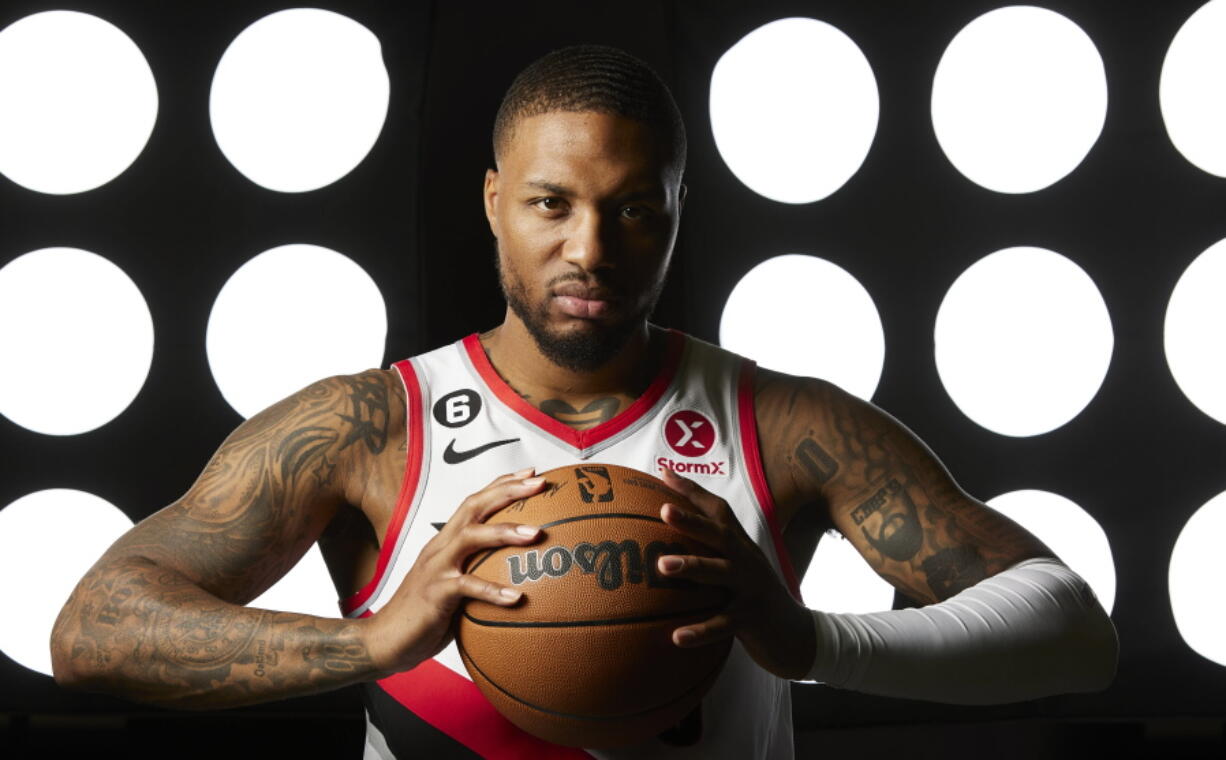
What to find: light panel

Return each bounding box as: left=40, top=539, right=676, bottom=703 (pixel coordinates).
left=709, top=17, right=878, bottom=204
left=1165, top=237, right=1226, bottom=425
left=720, top=254, right=884, bottom=399
left=935, top=247, right=1113, bottom=436
left=1170, top=490, right=1226, bottom=666
left=0, top=490, right=133, bottom=676
left=206, top=244, right=388, bottom=419
left=210, top=8, right=389, bottom=192
left=0, top=10, right=157, bottom=194
left=931, top=5, right=1106, bottom=193
left=1161, top=0, right=1226, bottom=177
left=0, top=248, right=154, bottom=435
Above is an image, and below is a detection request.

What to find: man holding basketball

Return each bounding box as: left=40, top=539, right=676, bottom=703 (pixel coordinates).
left=51, top=46, right=1117, bottom=758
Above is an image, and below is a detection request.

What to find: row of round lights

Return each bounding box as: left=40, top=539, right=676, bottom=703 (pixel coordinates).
left=2, top=4, right=1225, bottom=676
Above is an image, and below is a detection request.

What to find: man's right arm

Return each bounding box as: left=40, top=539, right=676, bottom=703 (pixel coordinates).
left=49, top=371, right=545, bottom=708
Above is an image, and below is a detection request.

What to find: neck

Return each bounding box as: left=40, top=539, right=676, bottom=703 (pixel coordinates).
left=479, top=313, right=663, bottom=427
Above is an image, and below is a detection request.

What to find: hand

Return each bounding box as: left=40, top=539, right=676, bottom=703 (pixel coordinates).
left=656, top=468, right=816, bottom=680
left=362, top=468, right=546, bottom=676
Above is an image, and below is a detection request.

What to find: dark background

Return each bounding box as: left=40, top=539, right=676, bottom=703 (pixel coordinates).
left=1, top=0, right=1224, bottom=757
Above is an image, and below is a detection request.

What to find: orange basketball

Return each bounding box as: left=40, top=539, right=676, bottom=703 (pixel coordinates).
left=457, top=463, right=732, bottom=748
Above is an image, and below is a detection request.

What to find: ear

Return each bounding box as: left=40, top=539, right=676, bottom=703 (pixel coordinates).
left=483, top=168, right=500, bottom=236
left=678, top=182, right=688, bottom=213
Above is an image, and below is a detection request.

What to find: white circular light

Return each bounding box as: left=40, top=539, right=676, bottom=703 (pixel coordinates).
left=931, top=6, right=1107, bottom=193
left=1165, top=238, right=1226, bottom=424
left=710, top=17, right=878, bottom=203
left=720, top=254, right=884, bottom=399
left=207, top=244, right=387, bottom=418
left=0, top=490, right=133, bottom=676
left=987, top=489, right=1115, bottom=613
left=0, top=11, right=157, bottom=194
left=801, top=532, right=895, bottom=614
left=935, top=247, right=1113, bottom=436
left=1171, top=491, right=1226, bottom=666
left=251, top=545, right=339, bottom=619
left=0, top=248, right=154, bottom=435
left=210, top=8, right=389, bottom=192
left=1161, top=0, right=1226, bottom=176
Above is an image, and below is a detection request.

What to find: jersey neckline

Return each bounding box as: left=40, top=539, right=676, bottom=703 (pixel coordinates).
left=460, top=329, right=685, bottom=453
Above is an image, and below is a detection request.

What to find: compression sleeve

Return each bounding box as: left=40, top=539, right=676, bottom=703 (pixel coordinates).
left=805, top=557, right=1118, bottom=704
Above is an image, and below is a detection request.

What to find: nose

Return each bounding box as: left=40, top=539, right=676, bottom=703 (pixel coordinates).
left=561, top=209, right=615, bottom=273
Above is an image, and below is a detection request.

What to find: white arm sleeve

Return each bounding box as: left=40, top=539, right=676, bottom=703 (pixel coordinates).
left=805, top=557, right=1118, bottom=704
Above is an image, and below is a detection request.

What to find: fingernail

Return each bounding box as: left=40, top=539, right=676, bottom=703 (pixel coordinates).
left=515, top=524, right=540, bottom=537
left=660, top=556, right=683, bottom=572
left=500, top=587, right=522, bottom=601
left=664, top=503, right=687, bottom=520
left=514, top=467, right=535, bottom=478
left=676, top=630, right=696, bottom=645
left=523, top=476, right=544, bottom=487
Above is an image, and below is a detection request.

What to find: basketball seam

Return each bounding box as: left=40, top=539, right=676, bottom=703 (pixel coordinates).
left=461, top=602, right=726, bottom=628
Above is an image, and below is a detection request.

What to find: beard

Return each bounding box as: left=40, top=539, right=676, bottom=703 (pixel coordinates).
left=496, top=249, right=661, bottom=373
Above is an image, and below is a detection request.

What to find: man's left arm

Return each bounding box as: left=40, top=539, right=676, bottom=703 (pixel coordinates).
left=655, top=368, right=1118, bottom=704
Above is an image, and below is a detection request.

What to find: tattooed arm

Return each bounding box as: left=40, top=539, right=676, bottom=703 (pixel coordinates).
left=753, top=369, right=1118, bottom=699
left=49, top=371, right=545, bottom=708
left=758, top=370, right=1051, bottom=604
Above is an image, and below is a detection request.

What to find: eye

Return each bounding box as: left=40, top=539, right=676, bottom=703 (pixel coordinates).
left=533, top=197, right=565, bottom=213
left=620, top=205, right=648, bottom=220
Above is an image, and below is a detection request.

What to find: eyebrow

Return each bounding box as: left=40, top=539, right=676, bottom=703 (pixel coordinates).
left=523, top=179, right=665, bottom=203
left=525, top=180, right=572, bottom=196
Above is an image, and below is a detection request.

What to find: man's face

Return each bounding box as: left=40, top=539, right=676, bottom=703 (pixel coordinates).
left=484, top=110, right=684, bottom=372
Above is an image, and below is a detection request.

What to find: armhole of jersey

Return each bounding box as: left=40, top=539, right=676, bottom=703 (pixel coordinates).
left=736, top=360, right=802, bottom=601
left=340, top=359, right=428, bottom=617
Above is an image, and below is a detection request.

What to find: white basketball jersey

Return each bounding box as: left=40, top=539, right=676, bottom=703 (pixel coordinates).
left=343, top=331, right=801, bottom=760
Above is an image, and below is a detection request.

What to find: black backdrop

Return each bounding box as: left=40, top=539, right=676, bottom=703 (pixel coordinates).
left=1, top=1, right=1224, bottom=757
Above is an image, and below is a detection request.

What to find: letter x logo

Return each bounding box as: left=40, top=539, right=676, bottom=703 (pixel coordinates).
left=663, top=410, right=716, bottom=457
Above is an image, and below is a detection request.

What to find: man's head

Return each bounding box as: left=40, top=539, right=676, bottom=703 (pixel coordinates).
left=484, top=45, right=687, bottom=373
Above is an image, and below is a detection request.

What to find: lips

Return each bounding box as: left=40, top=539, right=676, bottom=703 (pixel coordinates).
left=552, top=282, right=618, bottom=319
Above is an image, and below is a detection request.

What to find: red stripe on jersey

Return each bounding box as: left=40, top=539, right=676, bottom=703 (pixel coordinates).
left=377, top=659, right=594, bottom=759
left=461, top=330, right=685, bottom=452
left=341, top=359, right=426, bottom=616
left=736, top=360, right=802, bottom=601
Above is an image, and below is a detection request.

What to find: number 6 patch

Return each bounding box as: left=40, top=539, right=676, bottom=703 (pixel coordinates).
left=433, top=389, right=482, bottom=428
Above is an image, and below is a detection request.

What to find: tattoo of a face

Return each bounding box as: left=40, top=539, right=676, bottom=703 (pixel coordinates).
left=336, top=376, right=389, bottom=454
left=921, top=546, right=986, bottom=597
left=855, top=477, right=924, bottom=562
left=540, top=397, right=619, bottom=429
left=796, top=436, right=839, bottom=486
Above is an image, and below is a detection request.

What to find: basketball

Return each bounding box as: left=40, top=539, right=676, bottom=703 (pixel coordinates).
left=456, top=463, right=732, bottom=748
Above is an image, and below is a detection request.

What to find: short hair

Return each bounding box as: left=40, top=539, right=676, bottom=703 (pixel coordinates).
left=492, top=44, right=686, bottom=178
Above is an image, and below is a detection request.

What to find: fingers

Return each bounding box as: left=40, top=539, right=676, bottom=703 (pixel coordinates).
left=656, top=553, right=731, bottom=585
left=672, top=611, right=734, bottom=647
left=453, top=572, right=525, bottom=606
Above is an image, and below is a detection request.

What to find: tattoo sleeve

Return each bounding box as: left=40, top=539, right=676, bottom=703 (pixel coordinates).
left=756, top=369, right=1050, bottom=605
left=50, top=371, right=397, bottom=706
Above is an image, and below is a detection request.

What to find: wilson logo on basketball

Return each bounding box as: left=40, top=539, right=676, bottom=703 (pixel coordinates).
left=507, top=539, right=689, bottom=590
left=663, top=410, right=716, bottom=457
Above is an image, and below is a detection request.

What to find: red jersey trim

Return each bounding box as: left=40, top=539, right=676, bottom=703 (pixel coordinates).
left=461, top=330, right=685, bottom=453
left=340, top=359, right=426, bottom=617
left=737, top=360, right=802, bottom=601
left=377, top=659, right=593, bottom=759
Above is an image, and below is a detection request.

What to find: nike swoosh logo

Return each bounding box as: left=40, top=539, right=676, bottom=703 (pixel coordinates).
left=443, top=437, right=520, bottom=464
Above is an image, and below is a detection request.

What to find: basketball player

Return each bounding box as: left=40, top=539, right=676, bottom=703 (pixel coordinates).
left=50, top=46, right=1118, bottom=759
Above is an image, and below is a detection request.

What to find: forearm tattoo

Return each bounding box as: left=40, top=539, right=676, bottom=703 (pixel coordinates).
left=51, top=372, right=397, bottom=705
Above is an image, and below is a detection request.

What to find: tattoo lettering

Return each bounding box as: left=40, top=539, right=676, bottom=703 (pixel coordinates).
left=796, top=436, right=839, bottom=486
left=858, top=479, right=924, bottom=563
left=540, top=397, right=619, bottom=429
